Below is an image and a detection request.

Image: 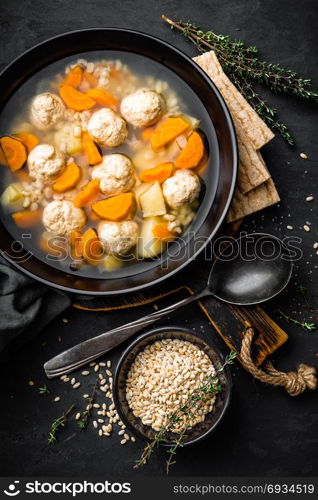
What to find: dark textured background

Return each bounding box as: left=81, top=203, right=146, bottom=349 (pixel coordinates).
left=0, top=0, right=317, bottom=478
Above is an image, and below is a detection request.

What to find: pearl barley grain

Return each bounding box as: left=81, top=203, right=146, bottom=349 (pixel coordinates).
left=126, top=339, right=216, bottom=433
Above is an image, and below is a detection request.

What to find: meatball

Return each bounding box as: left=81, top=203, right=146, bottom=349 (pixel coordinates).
left=162, top=169, right=201, bottom=209
left=30, top=92, right=65, bottom=130
left=91, top=154, right=135, bottom=196
left=120, top=89, right=166, bottom=128
left=87, top=108, right=127, bottom=148
left=28, top=144, right=65, bottom=181
left=42, top=200, right=86, bottom=236
left=98, top=221, right=139, bottom=256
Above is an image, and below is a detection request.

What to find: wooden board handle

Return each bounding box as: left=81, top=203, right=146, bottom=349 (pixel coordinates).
left=198, top=297, right=288, bottom=367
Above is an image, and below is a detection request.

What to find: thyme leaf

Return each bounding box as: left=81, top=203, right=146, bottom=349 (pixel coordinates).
left=162, top=15, right=318, bottom=145
left=38, top=385, right=50, bottom=395
left=77, top=380, right=98, bottom=429
left=48, top=404, right=74, bottom=444
left=134, top=350, right=236, bottom=473
left=278, top=309, right=316, bottom=331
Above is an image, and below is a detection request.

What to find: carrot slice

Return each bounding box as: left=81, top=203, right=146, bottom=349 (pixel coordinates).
left=64, top=65, right=83, bottom=88
left=83, top=71, right=98, bottom=87
left=14, top=133, right=39, bottom=152
left=0, top=144, right=6, bottom=165
left=73, top=179, right=100, bottom=208
left=59, top=84, right=96, bottom=111
left=175, top=131, right=205, bottom=169
left=139, top=162, right=173, bottom=183
left=141, top=127, right=154, bottom=141
left=92, top=193, right=134, bottom=221
left=12, top=210, right=41, bottom=228
left=152, top=222, right=176, bottom=242
left=82, top=132, right=102, bottom=165
left=82, top=227, right=104, bottom=264
left=150, top=117, right=190, bottom=151
left=53, top=162, right=81, bottom=193
left=0, top=136, right=27, bottom=171
left=86, top=89, right=118, bottom=109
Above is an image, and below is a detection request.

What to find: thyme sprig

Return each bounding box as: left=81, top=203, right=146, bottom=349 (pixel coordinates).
left=162, top=15, right=318, bottom=145
left=48, top=404, right=74, bottom=444
left=296, top=285, right=311, bottom=310
left=278, top=309, right=316, bottom=332
left=38, top=385, right=50, bottom=395
left=77, top=380, right=98, bottom=429
left=134, top=350, right=236, bottom=473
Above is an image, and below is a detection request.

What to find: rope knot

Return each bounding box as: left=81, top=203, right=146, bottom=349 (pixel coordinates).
left=240, top=328, right=317, bottom=396
left=287, top=364, right=317, bottom=395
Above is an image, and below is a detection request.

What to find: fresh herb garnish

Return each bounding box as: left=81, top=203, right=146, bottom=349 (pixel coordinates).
left=162, top=15, right=318, bottom=145
left=48, top=405, right=74, bottom=444
left=38, top=385, right=50, bottom=395
left=135, top=350, right=236, bottom=473
left=278, top=309, right=316, bottom=331
left=77, top=381, right=98, bottom=429
left=296, top=284, right=312, bottom=310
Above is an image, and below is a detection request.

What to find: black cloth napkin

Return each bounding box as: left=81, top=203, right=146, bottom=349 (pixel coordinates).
left=0, top=255, right=71, bottom=354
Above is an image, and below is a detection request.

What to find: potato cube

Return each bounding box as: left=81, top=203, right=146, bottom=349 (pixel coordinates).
left=139, top=181, right=166, bottom=217
left=103, top=254, right=123, bottom=271
left=137, top=216, right=167, bottom=258
left=133, top=182, right=152, bottom=209
left=1, top=183, right=23, bottom=205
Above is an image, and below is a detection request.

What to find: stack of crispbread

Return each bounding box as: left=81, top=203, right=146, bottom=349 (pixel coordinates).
left=193, top=51, right=280, bottom=223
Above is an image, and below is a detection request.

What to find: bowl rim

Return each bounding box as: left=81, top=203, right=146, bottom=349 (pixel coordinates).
left=113, top=325, right=233, bottom=446
left=0, top=27, right=238, bottom=295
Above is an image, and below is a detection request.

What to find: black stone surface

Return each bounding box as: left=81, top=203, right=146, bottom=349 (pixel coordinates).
left=0, top=0, right=317, bottom=479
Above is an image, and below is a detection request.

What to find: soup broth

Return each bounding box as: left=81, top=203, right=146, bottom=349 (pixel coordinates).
left=0, top=51, right=218, bottom=278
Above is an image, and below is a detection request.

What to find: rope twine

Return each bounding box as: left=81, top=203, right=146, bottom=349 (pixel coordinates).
left=240, top=328, right=317, bottom=396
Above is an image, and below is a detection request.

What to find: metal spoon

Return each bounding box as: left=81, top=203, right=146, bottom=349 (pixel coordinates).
left=44, top=233, right=293, bottom=378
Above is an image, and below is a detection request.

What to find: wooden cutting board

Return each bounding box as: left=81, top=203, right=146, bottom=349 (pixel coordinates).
left=73, top=225, right=288, bottom=367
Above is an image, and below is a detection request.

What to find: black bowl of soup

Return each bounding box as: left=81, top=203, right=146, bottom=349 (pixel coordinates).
left=0, top=29, right=237, bottom=295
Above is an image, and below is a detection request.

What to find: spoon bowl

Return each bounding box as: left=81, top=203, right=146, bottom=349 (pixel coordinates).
left=208, top=233, right=293, bottom=305
left=44, top=232, right=294, bottom=378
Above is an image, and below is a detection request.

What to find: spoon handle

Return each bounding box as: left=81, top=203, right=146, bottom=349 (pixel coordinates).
left=44, top=287, right=211, bottom=378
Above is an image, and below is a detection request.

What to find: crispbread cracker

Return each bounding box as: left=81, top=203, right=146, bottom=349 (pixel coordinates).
left=194, top=51, right=271, bottom=193
left=193, top=50, right=279, bottom=221
left=227, top=177, right=280, bottom=223
left=193, top=51, right=274, bottom=149
left=237, top=137, right=271, bottom=192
